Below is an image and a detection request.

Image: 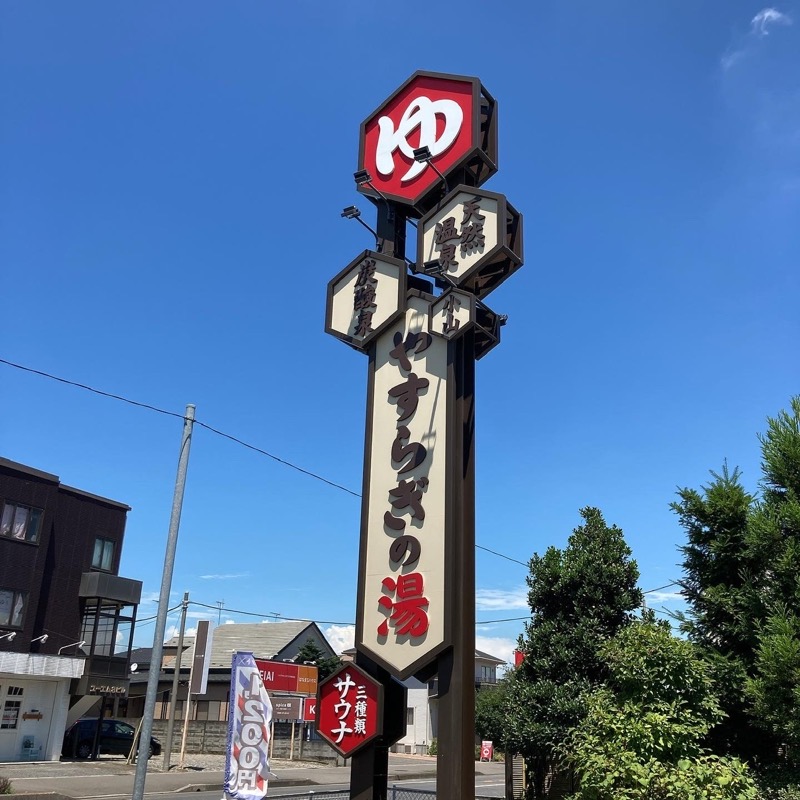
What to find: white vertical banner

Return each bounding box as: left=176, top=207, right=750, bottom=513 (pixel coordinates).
left=223, top=651, right=276, bottom=800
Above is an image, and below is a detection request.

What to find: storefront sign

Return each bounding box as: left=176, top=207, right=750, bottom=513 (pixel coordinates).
left=418, top=186, right=523, bottom=298
left=326, top=250, right=407, bottom=352
left=356, top=294, right=449, bottom=679
left=357, top=71, right=498, bottom=210
left=316, top=663, right=382, bottom=758
left=271, top=696, right=303, bottom=722
left=254, top=659, right=318, bottom=696
left=76, top=675, right=130, bottom=697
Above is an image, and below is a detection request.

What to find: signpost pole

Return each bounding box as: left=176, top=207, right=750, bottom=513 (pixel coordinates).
left=437, top=331, right=477, bottom=800
left=324, top=70, right=518, bottom=800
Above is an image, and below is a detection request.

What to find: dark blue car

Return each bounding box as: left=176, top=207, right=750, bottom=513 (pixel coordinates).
left=62, top=718, right=161, bottom=759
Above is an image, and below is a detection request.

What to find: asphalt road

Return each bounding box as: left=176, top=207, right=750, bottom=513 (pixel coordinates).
left=1, top=755, right=506, bottom=799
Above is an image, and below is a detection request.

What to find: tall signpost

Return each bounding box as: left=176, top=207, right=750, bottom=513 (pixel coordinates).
left=323, top=71, right=523, bottom=800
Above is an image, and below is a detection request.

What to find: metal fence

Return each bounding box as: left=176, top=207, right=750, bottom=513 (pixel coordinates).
left=267, top=790, right=497, bottom=800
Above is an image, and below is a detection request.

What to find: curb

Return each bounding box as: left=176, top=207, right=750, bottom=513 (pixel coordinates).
left=174, top=770, right=439, bottom=793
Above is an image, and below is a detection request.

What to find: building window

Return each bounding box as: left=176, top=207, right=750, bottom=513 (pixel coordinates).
left=80, top=600, right=118, bottom=656
left=1, top=687, right=23, bottom=729
left=0, top=502, right=43, bottom=543
left=92, top=538, right=115, bottom=571
left=0, top=589, right=26, bottom=629
left=406, top=707, right=414, bottom=726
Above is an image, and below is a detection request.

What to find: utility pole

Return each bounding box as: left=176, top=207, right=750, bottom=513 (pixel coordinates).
left=132, top=404, right=195, bottom=800
left=162, top=591, right=189, bottom=771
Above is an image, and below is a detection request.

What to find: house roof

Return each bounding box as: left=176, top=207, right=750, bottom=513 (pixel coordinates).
left=164, top=621, right=334, bottom=670
left=475, top=648, right=506, bottom=665
left=341, top=646, right=506, bottom=665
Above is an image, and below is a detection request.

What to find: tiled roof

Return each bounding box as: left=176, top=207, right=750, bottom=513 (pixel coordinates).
left=164, top=621, right=331, bottom=670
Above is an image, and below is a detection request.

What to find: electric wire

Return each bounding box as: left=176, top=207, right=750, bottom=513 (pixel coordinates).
left=0, top=357, right=360, bottom=497
left=0, top=358, right=688, bottom=591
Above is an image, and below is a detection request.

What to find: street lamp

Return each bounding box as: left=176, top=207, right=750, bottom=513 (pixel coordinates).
left=31, top=634, right=48, bottom=644
left=0, top=632, right=16, bottom=642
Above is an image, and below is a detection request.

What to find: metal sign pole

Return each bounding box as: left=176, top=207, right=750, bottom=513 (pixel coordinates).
left=324, top=69, right=519, bottom=800
left=437, top=331, right=476, bottom=799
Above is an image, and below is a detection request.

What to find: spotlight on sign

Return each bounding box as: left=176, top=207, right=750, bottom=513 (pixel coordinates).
left=354, top=170, right=395, bottom=222
left=412, top=146, right=449, bottom=195
left=341, top=206, right=380, bottom=250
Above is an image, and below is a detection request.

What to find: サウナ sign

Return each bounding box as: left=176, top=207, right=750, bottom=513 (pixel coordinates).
left=316, top=663, right=382, bottom=758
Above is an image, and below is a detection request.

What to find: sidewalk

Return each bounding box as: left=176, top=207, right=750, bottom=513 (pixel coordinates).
left=0, top=753, right=502, bottom=798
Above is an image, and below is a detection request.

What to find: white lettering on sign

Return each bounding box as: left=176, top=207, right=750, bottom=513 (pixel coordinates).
left=376, top=96, right=463, bottom=183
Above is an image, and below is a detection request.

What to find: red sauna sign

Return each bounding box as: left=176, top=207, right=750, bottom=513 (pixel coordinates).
left=316, top=664, right=382, bottom=758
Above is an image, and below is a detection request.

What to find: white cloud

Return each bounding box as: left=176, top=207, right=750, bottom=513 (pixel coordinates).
left=645, top=590, right=684, bottom=604
left=751, top=8, right=792, bottom=36
left=475, top=587, right=528, bottom=611
left=199, top=573, right=250, bottom=580
left=722, top=7, right=793, bottom=69
left=186, top=611, right=216, bottom=621
left=322, top=624, right=355, bottom=654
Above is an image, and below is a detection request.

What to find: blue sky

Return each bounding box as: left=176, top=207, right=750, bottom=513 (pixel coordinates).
left=1, top=2, right=798, bottom=666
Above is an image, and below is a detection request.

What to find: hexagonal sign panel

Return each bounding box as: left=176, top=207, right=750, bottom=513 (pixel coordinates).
left=429, top=288, right=476, bottom=341
left=316, top=663, right=383, bottom=758
left=357, top=71, right=497, bottom=212
left=417, top=185, right=523, bottom=299
left=325, top=250, right=407, bottom=352
left=428, top=289, right=503, bottom=360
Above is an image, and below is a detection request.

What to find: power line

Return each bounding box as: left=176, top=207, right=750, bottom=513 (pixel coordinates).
left=0, top=357, right=360, bottom=497
left=0, top=358, right=689, bottom=583
left=476, top=545, right=528, bottom=567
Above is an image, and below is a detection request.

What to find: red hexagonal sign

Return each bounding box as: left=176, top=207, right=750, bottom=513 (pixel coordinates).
left=358, top=71, right=497, bottom=212
left=316, top=663, right=383, bottom=758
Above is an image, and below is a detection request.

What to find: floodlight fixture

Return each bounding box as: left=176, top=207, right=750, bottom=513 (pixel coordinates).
left=0, top=632, right=16, bottom=642
left=341, top=206, right=380, bottom=251
left=354, top=169, right=395, bottom=222
left=58, top=639, right=86, bottom=655
left=31, top=634, right=48, bottom=644
left=412, top=146, right=449, bottom=195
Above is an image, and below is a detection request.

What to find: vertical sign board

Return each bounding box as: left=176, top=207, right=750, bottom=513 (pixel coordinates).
left=189, top=620, right=212, bottom=695
left=356, top=295, right=449, bottom=678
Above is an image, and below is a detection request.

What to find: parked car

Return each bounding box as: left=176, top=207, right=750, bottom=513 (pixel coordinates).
left=62, top=718, right=162, bottom=759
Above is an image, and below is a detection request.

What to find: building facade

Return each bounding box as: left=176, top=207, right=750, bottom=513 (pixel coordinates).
left=0, top=458, right=141, bottom=762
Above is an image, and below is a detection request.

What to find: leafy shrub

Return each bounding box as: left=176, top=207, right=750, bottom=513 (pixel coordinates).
left=0, top=776, right=12, bottom=795
left=427, top=738, right=437, bottom=756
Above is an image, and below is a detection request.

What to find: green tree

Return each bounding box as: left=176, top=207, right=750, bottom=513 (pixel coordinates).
left=478, top=507, right=642, bottom=797
left=674, top=397, right=800, bottom=772
left=294, top=638, right=341, bottom=680
left=564, top=620, right=757, bottom=800
left=744, top=399, right=800, bottom=756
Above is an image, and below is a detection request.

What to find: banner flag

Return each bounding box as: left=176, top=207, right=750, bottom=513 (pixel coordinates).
left=223, top=651, right=276, bottom=800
